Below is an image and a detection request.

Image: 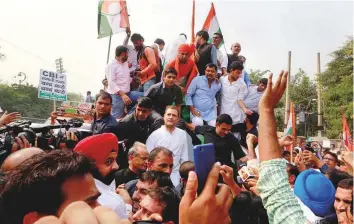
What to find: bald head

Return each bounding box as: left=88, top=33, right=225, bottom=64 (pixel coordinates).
left=1, top=147, right=43, bottom=172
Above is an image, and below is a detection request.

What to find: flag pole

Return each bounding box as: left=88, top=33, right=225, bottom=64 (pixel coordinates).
left=106, top=31, right=112, bottom=64
left=284, top=51, right=291, bottom=130
left=191, top=0, right=195, bottom=44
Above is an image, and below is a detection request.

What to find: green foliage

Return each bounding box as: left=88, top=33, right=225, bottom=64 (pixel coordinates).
left=67, top=92, right=84, bottom=102
left=0, top=82, right=85, bottom=120
left=248, top=69, right=270, bottom=84
left=0, top=83, right=53, bottom=119
left=320, top=37, right=353, bottom=138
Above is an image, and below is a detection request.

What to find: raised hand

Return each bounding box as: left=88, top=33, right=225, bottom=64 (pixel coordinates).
left=0, top=111, right=20, bottom=126
left=259, top=71, right=288, bottom=111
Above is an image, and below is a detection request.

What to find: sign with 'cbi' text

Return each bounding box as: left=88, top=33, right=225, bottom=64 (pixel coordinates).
left=38, top=69, right=67, bottom=101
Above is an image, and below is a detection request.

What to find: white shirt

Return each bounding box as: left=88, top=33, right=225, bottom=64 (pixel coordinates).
left=94, top=179, right=132, bottom=219
left=105, top=59, right=132, bottom=94
left=216, top=48, right=228, bottom=74
left=220, top=75, right=248, bottom=124
left=244, top=85, right=264, bottom=112
left=126, top=45, right=138, bottom=72
left=146, top=126, right=189, bottom=186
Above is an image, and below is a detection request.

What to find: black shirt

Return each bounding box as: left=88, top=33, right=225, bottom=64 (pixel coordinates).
left=231, top=123, right=258, bottom=148
left=145, top=82, right=183, bottom=116
left=115, top=168, right=139, bottom=187
left=116, top=113, right=163, bottom=149
left=91, top=114, right=118, bottom=135
left=195, top=126, right=245, bottom=166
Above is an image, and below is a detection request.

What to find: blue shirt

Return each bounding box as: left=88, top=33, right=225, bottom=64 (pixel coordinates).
left=185, top=76, right=221, bottom=121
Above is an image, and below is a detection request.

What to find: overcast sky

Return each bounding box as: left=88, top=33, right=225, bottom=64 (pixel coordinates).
left=0, top=0, right=352, bottom=96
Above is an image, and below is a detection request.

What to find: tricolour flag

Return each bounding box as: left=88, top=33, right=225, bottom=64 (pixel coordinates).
left=98, top=0, right=130, bottom=39
left=342, top=112, right=353, bottom=151
left=202, top=3, right=224, bottom=46
left=284, top=102, right=296, bottom=138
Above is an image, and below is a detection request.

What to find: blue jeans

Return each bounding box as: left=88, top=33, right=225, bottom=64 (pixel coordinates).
left=111, top=91, right=144, bottom=118
left=139, top=78, right=156, bottom=94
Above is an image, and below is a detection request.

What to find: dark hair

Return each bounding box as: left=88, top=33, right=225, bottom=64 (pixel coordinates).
left=324, top=151, right=338, bottom=163
left=165, top=105, right=180, bottom=117
left=246, top=112, right=259, bottom=125
left=205, top=63, right=217, bottom=71
left=231, top=192, right=269, bottom=224
left=154, top=38, right=165, bottom=46
left=216, top=114, right=233, bottom=125
left=115, top=45, right=128, bottom=57
left=147, top=186, right=180, bottom=223
left=179, top=161, right=195, bottom=180
left=164, top=67, right=178, bottom=77
left=327, top=169, right=351, bottom=189
left=148, top=147, right=173, bottom=163
left=286, top=163, right=300, bottom=178
left=213, top=32, right=223, bottom=40
left=196, top=30, right=209, bottom=41
left=96, top=91, right=112, bottom=104
left=337, top=177, right=353, bottom=190
left=131, top=33, right=144, bottom=42
left=283, top=151, right=290, bottom=156
left=87, top=91, right=91, bottom=94
left=229, top=61, right=244, bottom=71
left=179, top=33, right=187, bottom=39
left=238, top=55, right=246, bottom=61
left=136, top=97, right=153, bottom=109
left=259, top=78, right=268, bottom=86
left=0, top=150, right=95, bottom=224
left=139, top=171, right=174, bottom=188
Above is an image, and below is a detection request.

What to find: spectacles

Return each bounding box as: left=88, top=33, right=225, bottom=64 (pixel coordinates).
left=323, top=157, right=336, bottom=162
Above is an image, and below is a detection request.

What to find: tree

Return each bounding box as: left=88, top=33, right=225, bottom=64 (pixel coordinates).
left=248, top=69, right=270, bottom=84
left=67, top=92, right=84, bottom=102
left=0, top=46, right=5, bottom=61
left=320, top=37, right=353, bottom=138
left=274, top=68, right=317, bottom=135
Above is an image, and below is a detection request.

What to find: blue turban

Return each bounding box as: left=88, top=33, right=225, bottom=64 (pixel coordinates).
left=294, top=169, right=335, bottom=217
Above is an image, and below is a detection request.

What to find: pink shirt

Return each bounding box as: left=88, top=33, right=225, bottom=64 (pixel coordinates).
left=105, top=59, right=132, bottom=94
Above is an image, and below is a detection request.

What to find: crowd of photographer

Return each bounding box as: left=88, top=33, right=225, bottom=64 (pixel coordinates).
left=0, top=32, right=352, bottom=224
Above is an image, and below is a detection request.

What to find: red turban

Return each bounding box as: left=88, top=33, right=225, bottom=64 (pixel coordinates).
left=178, top=44, right=195, bottom=56
left=74, top=133, right=118, bottom=164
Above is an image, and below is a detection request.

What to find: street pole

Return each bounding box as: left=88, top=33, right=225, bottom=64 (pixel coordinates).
left=55, top=58, right=66, bottom=112
left=317, top=53, right=322, bottom=137
left=284, top=51, right=291, bottom=129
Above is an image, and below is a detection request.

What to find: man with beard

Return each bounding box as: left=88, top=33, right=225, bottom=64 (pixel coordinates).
left=130, top=33, right=157, bottom=93
left=146, top=106, right=189, bottom=186
left=115, top=142, right=149, bottom=187
left=105, top=45, right=144, bottom=119
left=185, top=63, right=221, bottom=127
left=74, top=133, right=132, bottom=219
left=116, top=97, right=163, bottom=169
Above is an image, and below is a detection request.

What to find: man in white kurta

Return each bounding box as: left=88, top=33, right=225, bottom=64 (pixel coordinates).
left=146, top=106, right=189, bottom=186
left=220, top=61, right=248, bottom=125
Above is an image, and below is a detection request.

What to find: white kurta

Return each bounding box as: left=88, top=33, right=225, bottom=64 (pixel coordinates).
left=94, top=179, right=132, bottom=219
left=146, top=126, right=189, bottom=186
left=220, top=75, right=248, bottom=124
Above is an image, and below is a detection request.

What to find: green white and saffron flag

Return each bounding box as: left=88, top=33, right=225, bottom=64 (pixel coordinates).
left=202, top=3, right=224, bottom=46
left=98, top=0, right=130, bottom=39
left=283, top=102, right=296, bottom=137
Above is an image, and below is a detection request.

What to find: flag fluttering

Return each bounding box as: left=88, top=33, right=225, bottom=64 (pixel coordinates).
left=98, top=0, right=130, bottom=39
left=202, top=3, right=224, bottom=46
left=284, top=102, right=296, bottom=138
left=342, top=113, right=353, bottom=151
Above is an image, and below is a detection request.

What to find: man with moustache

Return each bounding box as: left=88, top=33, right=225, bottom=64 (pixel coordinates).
left=105, top=45, right=144, bottom=119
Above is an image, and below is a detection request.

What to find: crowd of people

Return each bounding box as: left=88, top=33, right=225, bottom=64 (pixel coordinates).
left=0, top=29, right=352, bottom=224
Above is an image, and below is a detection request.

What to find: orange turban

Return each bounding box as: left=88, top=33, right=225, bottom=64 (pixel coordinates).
left=74, top=133, right=118, bottom=164
left=178, top=44, right=195, bottom=56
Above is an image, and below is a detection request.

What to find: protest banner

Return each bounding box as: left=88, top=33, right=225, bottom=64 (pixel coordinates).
left=38, top=69, right=67, bottom=101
